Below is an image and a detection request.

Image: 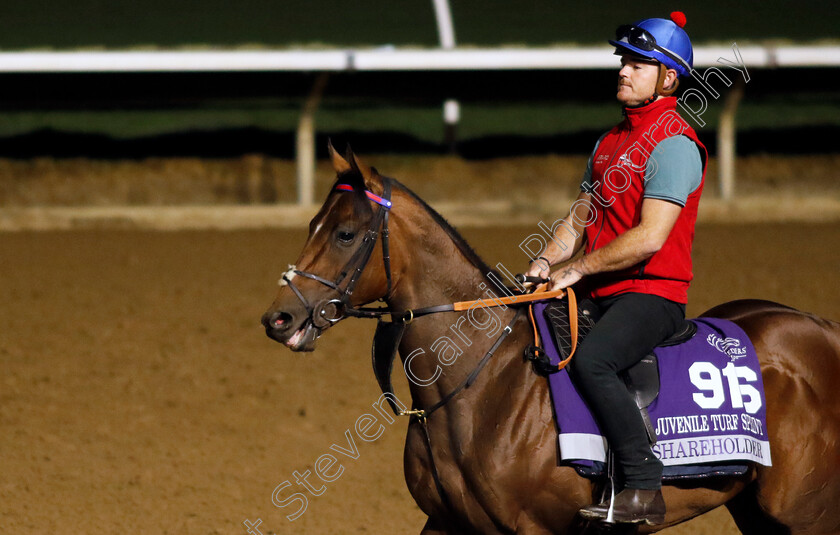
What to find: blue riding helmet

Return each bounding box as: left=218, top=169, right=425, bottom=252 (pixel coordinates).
left=609, top=12, right=694, bottom=77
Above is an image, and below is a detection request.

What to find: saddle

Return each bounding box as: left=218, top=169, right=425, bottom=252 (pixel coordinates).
left=530, top=296, right=697, bottom=444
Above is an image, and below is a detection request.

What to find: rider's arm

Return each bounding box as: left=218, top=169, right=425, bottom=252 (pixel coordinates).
left=547, top=136, right=702, bottom=290
left=548, top=199, right=681, bottom=290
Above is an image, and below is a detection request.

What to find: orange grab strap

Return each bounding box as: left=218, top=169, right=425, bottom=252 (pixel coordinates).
left=528, top=285, right=579, bottom=372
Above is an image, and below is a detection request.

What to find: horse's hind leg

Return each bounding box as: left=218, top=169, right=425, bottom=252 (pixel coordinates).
left=718, top=306, right=840, bottom=534
left=725, top=483, right=790, bottom=535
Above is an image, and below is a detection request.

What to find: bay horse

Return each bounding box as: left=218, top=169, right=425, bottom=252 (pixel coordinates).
left=262, top=146, right=840, bottom=534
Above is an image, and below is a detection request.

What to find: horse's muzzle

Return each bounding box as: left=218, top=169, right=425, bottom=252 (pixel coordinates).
left=261, top=310, right=320, bottom=352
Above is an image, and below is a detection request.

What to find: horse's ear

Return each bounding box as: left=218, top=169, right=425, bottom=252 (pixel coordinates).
left=350, top=152, right=378, bottom=188
left=341, top=143, right=379, bottom=192
left=328, top=139, right=352, bottom=175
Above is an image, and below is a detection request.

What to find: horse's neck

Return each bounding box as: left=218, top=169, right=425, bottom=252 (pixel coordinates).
left=386, top=203, right=523, bottom=411
left=386, top=198, right=490, bottom=312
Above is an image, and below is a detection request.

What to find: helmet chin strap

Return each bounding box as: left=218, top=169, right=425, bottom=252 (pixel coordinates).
left=625, top=63, right=679, bottom=109
left=656, top=63, right=679, bottom=96
left=626, top=92, right=659, bottom=109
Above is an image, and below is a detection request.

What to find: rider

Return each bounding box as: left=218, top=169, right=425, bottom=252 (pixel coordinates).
left=525, top=12, right=706, bottom=525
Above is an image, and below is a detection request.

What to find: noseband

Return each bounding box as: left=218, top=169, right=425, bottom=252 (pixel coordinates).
left=281, top=178, right=394, bottom=329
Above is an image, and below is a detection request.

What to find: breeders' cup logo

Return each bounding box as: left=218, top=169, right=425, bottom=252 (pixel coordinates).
left=707, top=334, right=747, bottom=361
left=617, top=154, right=632, bottom=167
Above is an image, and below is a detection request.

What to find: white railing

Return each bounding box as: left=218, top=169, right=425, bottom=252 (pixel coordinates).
left=1, top=45, right=837, bottom=203
left=0, top=45, right=837, bottom=72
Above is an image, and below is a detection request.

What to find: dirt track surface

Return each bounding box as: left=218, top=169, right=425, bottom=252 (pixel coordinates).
left=3, top=155, right=839, bottom=208
left=2, top=224, right=839, bottom=534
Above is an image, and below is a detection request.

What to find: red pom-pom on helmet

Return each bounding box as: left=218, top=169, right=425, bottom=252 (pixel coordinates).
left=670, top=11, right=687, bottom=28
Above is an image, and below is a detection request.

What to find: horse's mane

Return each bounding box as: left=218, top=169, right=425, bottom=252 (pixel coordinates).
left=390, top=178, right=495, bottom=279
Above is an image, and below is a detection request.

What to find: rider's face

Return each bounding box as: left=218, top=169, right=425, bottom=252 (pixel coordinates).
left=616, top=55, right=660, bottom=106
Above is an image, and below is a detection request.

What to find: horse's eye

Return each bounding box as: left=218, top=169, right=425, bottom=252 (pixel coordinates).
left=337, top=230, right=355, bottom=244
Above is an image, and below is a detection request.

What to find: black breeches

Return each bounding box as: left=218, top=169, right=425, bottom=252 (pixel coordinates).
left=568, top=292, right=685, bottom=489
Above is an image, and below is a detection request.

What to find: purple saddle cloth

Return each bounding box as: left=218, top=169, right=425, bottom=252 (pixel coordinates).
left=533, top=303, right=772, bottom=481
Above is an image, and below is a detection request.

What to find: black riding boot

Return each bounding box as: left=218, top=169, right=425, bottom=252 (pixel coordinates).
left=579, top=488, right=666, bottom=525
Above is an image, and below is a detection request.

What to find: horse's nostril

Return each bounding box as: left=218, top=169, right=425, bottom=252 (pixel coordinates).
left=267, top=311, right=294, bottom=330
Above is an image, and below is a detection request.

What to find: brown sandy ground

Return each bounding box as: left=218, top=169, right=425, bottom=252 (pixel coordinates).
left=1, top=223, right=839, bottom=534
left=1, top=154, right=838, bottom=207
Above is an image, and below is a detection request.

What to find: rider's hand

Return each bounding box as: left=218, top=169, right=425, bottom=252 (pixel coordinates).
left=548, top=264, right=583, bottom=291
left=525, top=257, right=551, bottom=282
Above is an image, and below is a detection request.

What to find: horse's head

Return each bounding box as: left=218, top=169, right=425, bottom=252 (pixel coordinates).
left=261, top=144, right=394, bottom=351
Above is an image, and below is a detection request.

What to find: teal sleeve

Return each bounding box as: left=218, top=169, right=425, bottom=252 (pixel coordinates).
left=643, top=135, right=703, bottom=207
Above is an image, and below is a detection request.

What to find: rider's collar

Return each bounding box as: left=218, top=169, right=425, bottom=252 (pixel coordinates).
left=621, top=96, right=677, bottom=128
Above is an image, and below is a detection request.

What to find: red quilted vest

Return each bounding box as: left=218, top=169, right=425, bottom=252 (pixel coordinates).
left=583, top=96, right=707, bottom=304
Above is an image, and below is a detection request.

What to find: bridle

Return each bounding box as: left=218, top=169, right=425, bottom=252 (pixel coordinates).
left=283, top=176, right=541, bottom=330
left=280, top=178, right=395, bottom=330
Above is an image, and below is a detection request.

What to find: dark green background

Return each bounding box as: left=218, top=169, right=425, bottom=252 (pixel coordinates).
left=0, top=1, right=836, bottom=157
left=1, top=0, right=837, bottom=49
